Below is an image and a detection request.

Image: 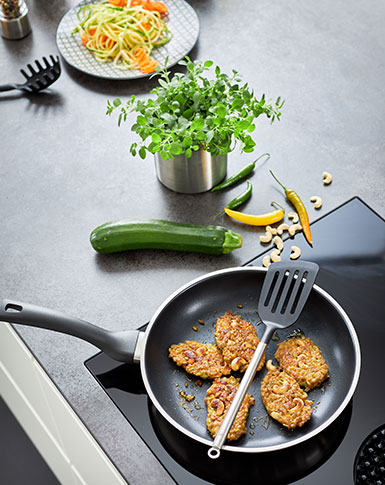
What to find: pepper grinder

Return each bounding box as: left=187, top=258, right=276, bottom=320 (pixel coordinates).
left=0, top=0, right=31, bottom=39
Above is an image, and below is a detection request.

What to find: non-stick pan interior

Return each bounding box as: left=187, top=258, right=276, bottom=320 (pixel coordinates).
left=142, top=267, right=359, bottom=452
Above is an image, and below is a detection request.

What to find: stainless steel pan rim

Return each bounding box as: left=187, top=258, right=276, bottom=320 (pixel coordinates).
left=140, top=266, right=361, bottom=453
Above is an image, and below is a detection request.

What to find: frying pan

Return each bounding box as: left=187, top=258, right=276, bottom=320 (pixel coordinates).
left=0, top=266, right=360, bottom=453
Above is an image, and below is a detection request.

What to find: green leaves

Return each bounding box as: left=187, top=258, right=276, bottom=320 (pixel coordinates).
left=236, top=119, right=251, bottom=131
left=214, top=104, right=227, bottom=118
left=106, top=57, right=283, bottom=160
left=182, top=134, right=192, bottom=147
left=170, top=143, right=183, bottom=155
left=191, top=119, right=204, bottom=131
left=151, top=133, right=162, bottom=143
left=205, top=130, right=215, bottom=143
left=182, top=107, right=194, bottom=119
left=137, top=115, right=147, bottom=126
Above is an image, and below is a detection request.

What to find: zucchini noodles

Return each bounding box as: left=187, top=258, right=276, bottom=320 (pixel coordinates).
left=72, top=0, right=172, bottom=73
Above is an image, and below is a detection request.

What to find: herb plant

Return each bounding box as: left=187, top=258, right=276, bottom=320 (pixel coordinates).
left=107, top=57, right=284, bottom=160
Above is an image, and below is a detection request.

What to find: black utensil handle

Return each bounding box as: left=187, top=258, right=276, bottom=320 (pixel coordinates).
left=0, top=84, right=17, bottom=92
left=0, top=299, right=140, bottom=364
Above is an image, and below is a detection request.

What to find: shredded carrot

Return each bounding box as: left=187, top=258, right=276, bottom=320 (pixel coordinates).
left=81, top=32, right=89, bottom=46
left=132, top=46, right=159, bottom=73
left=129, top=0, right=168, bottom=15
left=140, top=21, right=151, bottom=31
left=109, top=0, right=128, bottom=7
left=149, top=1, right=168, bottom=14
left=81, top=28, right=97, bottom=46
left=121, top=49, right=136, bottom=61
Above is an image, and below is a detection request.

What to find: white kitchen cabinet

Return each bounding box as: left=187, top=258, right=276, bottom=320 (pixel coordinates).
left=0, top=322, right=127, bottom=485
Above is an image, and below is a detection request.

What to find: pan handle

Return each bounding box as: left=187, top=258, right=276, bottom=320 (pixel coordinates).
left=0, top=299, right=141, bottom=364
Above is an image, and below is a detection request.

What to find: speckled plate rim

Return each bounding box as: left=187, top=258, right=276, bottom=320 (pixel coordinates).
left=55, top=0, right=200, bottom=80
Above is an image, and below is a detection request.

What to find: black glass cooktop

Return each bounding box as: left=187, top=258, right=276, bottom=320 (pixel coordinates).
left=85, top=197, right=385, bottom=485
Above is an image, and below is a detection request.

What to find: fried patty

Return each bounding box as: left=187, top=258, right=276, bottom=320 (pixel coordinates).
left=274, top=337, right=329, bottom=391
left=205, top=375, right=255, bottom=441
left=168, top=340, right=231, bottom=379
left=261, top=360, right=313, bottom=429
left=215, top=312, right=265, bottom=373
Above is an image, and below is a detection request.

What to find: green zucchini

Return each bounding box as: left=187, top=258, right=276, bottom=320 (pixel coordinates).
left=90, top=219, right=242, bottom=255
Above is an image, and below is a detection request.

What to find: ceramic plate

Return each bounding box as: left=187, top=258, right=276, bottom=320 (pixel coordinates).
left=56, top=0, right=200, bottom=80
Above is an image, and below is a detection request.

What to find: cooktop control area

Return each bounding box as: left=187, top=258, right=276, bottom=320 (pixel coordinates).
left=86, top=197, right=385, bottom=485
left=354, top=424, right=385, bottom=484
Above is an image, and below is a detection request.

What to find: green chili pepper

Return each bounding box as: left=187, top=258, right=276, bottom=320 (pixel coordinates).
left=226, top=181, right=253, bottom=210
left=211, top=153, right=270, bottom=191
left=212, top=182, right=253, bottom=221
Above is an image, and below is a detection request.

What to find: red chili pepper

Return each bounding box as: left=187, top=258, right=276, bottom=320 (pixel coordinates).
left=270, top=170, right=313, bottom=246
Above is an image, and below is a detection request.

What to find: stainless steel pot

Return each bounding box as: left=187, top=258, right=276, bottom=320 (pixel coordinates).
left=154, top=149, right=227, bottom=194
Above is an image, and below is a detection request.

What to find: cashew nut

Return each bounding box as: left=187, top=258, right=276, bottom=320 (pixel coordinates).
left=271, top=411, right=282, bottom=421
left=322, top=171, right=332, bottom=185
left=265, top=225, right=277, bottom=235
left=241, top=341, right=254, bottom=350
left=262, top=254, right=271, bottom=268
left=288, top=223, right=302, bottom=236
left=231, top=319, right=242, bottom=329
left=211, top=398, right=225, bottom=416
left=288, top=398, right=305, bottom=414
left=231, top=357, right=247, bottom=371
left=277, top=223, right=290, bottom=235
left=270, top=249, right=281, bottom=262
left=288, top=212, right=299, bottom=224
left=266, top=359, right=277, bottom=371
left=290, top=246, right=301, bottom=260
left=273, top=235, right=284, bottom=251
left=183, top=350, right=196, bottom=363
left=273, top=381, right=290, bottom=394
left=259, top=231, right=273, bottom=243
left=310, top=196, right=323, bottom=209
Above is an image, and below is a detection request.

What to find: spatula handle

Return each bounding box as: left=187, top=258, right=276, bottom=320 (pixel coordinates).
left=208, top=325, right=275, bottom=459
left=0, top=84, right=17, bottom=92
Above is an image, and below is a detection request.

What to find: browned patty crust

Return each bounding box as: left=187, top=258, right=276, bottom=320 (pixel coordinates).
left=261, top=361, right=313, bottom=429
left=168, top=340, right=231, bottom=379
left=205, top=376, right=255, bottom=441
left=274, top=337, right=329, bottom=391
left=215, top=312, right=265, bottom=373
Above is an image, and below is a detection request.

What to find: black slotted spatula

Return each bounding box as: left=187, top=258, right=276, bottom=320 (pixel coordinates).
left=208, top=260, right=320, bottom=459
left=0, top=55, right=61, bottom=93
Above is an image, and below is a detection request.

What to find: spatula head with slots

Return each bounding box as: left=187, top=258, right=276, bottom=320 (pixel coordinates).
left=258, top=260, right=319, bottom=329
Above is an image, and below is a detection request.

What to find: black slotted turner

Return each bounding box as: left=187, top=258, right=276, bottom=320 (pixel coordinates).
left=259, top=260, right=319, bottom=327
left=208, top=260, right=320, bottom=459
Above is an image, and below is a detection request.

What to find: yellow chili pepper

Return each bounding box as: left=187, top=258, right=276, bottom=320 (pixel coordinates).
left=224, top=202, right=285, bottom=226
left=270, top=171, right=313, bottom=246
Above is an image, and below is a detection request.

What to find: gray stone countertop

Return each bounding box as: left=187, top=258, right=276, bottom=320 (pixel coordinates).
left=1, top=0, right=384, bottom=483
